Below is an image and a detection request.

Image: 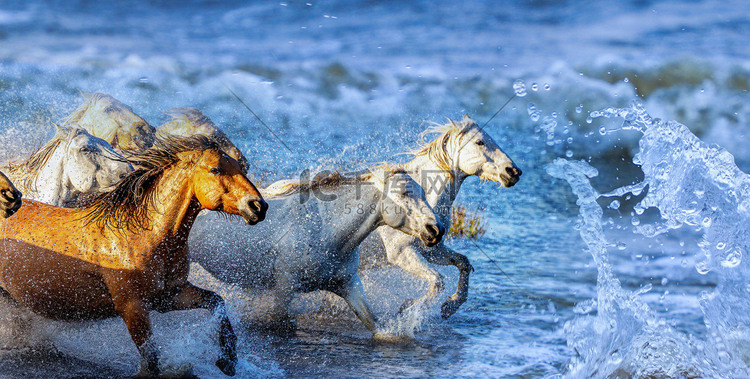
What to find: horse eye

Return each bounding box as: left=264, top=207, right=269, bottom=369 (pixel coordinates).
left=476, top=140, right=485, bottom=146
left=210, top=167, right=222, bottom=175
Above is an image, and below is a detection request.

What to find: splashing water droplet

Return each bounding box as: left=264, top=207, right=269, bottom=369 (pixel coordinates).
left=661, top=277, right=669, bottom=285
left=575, top=104, right=583, bottom=113
left=695, top=261, right=711, bottom=275
left=616, top=241, right=626, bottom=250
left=565, top=150, right=574, bottom=158
left=609, top=200, right=621, bottom=210
left=586, top=116, right=593, bottom=124
left=721, top=249, right=742, bottom=268
left=531, top=83, right=539, bottom=91
left=624, top=77, right=630, bottom=83
left=635, top=282, right=653, bottom=295
left=599, top=126, right=607, bottom=135
left=631, top=216, right=640, bottom=226
left=513, top=79, right=527, bottom=97
left=544, top=83, right=551, bottom=90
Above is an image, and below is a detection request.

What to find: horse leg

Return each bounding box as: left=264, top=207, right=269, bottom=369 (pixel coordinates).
left=386, top=242, right=444, bottom=313
left=267, top=274, right=297, bottom=333
left=331, top=273, right=378, bottom=333
left=112, top=296, right=158, bottom=377
left=160, top=283, right=237, bottom=377
left=421, top=245, right=474, bottom=319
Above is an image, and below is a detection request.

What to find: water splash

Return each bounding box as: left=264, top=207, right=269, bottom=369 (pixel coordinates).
left=513, top=79, right=527, bottom=97
left=548, top=100, right=750, bottom=377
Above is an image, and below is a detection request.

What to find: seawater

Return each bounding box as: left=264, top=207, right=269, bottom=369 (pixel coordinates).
left=0, top=0, right=749, bottom=377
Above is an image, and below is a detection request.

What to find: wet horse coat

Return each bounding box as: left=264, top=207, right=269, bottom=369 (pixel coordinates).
left=63, top=91, right=155, bottom=151
left=0, top=170, right=22, bottom=218
left=360, top=115, right=521, bottom=317
left=157, top=107, right=250, bottom=173
left=3, top=123, right=132, bottom=207
left=0, top=136, right=266, bottom=376
left=190, top=168, right=444, bottom=333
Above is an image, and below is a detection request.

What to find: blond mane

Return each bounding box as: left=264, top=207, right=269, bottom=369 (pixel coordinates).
left=410, top=116, right=476, bottom=176
left=4, top=126, right=70, bottom=192
left=264, top=166, right=404, bottom=198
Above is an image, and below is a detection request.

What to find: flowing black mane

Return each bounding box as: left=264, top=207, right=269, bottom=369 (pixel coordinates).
left=82, top=135, right=220, bottom=230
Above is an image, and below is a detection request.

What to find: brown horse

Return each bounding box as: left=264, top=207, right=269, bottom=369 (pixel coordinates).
left=0, top=136, right=266, bottom=376
left=0, top=170, right=22, bottom=218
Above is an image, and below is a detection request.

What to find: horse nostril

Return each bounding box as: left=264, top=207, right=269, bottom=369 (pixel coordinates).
left=506, top=166, right=522, bottom=177
left=249, top=199, right=268, bottom=214
left=427, top=224, right=444, bottom=239
left=1, top=189, right=16, bottom=201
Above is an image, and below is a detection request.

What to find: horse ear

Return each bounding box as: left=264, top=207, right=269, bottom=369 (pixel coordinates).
left=51, top=122, right=66, bottom=134
left=79, top=89, right=92, bottom=101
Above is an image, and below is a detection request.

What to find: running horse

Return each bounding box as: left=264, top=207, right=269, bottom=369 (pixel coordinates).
left=157, top=107, right=250, bottom=174
left=360, top=115, right=521, bottom=318
left=63, top=91, right=155, bottom=151
left=0, top=136, right=267, bottom=377
left=3, top=123, right=132, bottom=207
left=0, top=170, right=21, bottom=218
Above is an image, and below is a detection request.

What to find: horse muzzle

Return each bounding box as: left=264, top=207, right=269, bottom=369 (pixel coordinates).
left=0, top=188, right=22, bottom=218
left=239, top=195, right=268, bottom=225
left=420, top=222, right=445, bottom=247
left=498, top=166, right=522, bottom=187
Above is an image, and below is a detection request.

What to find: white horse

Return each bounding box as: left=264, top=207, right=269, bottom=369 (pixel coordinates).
left=156, top=107, right=250, bottom=173
left=63, top=91, right=155, bottom=151
left=189, top=167, right=445, bottom=333
left=359, top=114, right=521, bottom=318
left=3, top=123, right=133, bottom=207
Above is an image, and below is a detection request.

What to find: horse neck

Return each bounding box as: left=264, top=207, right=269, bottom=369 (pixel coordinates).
left=404, top=153, right=467, bottom=220
left=31, top=145, right=71, bottom=206
left=322, top=182, right=383, bottom=253
left=142, top=165, right=202, bottom=247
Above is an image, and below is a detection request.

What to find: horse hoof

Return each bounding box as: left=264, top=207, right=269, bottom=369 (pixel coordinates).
left=216, top=357, right=236, bottom=376
left=440, top=299, right=462, bottom=319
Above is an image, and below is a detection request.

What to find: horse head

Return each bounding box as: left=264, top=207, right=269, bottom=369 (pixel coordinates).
left=450, top=114, right=521, bottom=187
left=185, top=143, right=266, bottom=225
left=58, top=123, right=134, bottom=195
left=375, top=168, right=445, bottom=247
left=67, top=92, right=155, bottom=150
left=158, top=107, right=250, bottom=174
left=0, top=171, right=22, bottom=218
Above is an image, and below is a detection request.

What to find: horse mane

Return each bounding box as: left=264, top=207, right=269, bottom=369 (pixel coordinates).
left=81, top=135, right=220, bottom=231
left=410, top=116, right=476, bottom=176
left=3, top=126, right=70, bottom=192
left=264, top=166, right=406, bottom=198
